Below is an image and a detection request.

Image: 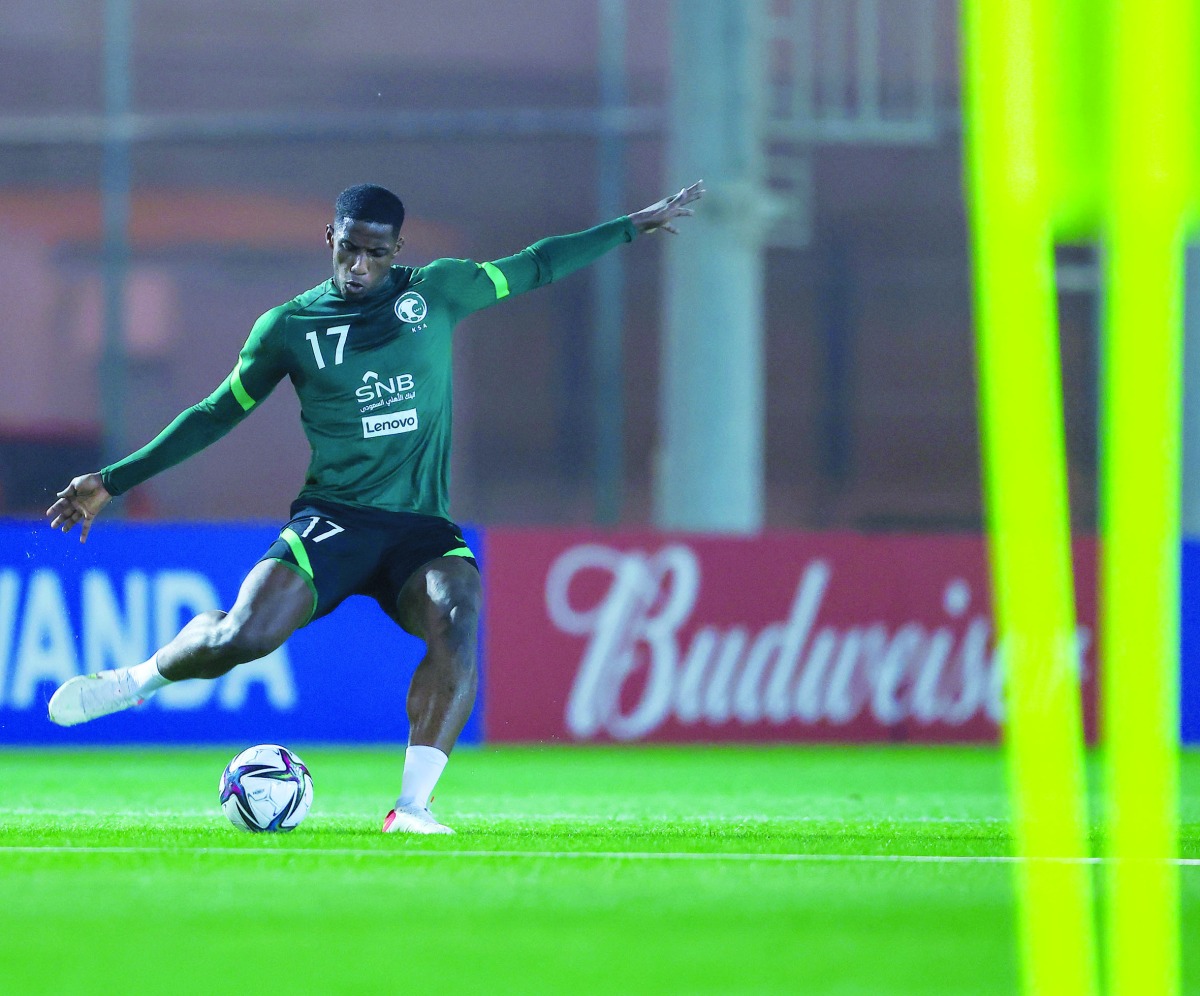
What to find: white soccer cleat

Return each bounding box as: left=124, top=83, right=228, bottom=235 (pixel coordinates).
left=47, top=669, right=145, bottom=727
left=382, top=803, right=455, bottom=835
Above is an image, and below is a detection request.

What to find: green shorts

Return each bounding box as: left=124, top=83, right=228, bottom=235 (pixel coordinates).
left=259, top=498, right=477, bottom=624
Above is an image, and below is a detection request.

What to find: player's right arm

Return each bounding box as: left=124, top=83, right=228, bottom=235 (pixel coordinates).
left=46, top=307, right=289, bottom=542
left=426, top=181, right=705, bottom=318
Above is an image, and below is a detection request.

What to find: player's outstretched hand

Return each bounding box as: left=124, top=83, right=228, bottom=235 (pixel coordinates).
left=46, top=473, right=112, bottom=543
left=629, top=180, right=705, bottom=235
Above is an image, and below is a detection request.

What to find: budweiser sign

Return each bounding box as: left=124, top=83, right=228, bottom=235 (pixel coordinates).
left=485, top=530, right=1097, bottom=744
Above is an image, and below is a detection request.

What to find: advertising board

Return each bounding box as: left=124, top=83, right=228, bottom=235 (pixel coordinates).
left=485, top=530, right=1099, bottom=744
left=0, top=520, right=484, bottom=745
left=1181, top=540, right=1200, bottom=744
left=7, top=520, right=1198, bottom=745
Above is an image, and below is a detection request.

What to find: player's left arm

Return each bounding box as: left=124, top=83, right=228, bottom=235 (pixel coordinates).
left=441, top=180, right=705, bottom=314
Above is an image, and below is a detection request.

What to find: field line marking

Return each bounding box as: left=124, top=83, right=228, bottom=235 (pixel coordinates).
left=0, top=845, right=1198, bottom=866
left=0, top=809, right=1009, bottom=823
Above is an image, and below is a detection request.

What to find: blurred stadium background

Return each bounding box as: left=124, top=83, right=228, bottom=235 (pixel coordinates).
left=2, top=2, right=1197, bottom=994
left=0, top=0, right=990, bottom=531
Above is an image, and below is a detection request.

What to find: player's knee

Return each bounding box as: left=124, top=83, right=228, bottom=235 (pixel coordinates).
left=425, top=580, right=481, bottom=657
left=430, top=606, right=479, bottom=663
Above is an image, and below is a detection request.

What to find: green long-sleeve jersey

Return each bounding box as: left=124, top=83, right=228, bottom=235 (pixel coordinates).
left=101, top=216, right=637, bottom=518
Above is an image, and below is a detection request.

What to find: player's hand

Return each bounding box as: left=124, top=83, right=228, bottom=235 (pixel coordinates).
left=46, top=473, right=112, bottom=543
left=629, top=180, right=705, bottom=235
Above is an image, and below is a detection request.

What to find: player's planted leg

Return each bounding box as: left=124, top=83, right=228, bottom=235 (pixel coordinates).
left=383, top=556, right=480, bottom=834
left=48, top=561, right=312, bottom=726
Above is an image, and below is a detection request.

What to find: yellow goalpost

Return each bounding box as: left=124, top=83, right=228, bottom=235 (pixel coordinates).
left=963, top=1, right=1189, bottom=993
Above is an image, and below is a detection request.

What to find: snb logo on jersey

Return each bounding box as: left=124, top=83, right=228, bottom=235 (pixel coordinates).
left=394, top=292, right=428, bottom=325
left=362, top=409, right=419, bottom=438
left=357, top=370, right=415, bottom=405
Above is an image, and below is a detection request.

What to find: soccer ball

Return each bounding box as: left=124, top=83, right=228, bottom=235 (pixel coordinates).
left=219, top=744, right=313, bottom=832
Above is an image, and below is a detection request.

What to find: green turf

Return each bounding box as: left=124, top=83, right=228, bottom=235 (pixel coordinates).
left=1, top=745, right=1197, bottom=995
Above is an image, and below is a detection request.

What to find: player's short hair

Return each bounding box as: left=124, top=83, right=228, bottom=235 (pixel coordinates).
left=334, top=184, right=405, bottom=234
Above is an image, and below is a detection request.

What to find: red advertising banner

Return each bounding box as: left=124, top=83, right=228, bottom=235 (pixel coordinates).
left=484, top=530, right=1097, bottom=744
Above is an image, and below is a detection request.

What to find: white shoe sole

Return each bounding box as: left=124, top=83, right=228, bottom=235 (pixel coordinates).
left=48, top=672, right=144, bottom=727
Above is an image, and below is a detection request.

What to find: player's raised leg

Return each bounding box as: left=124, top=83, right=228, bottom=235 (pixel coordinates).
left=382, top=555, right=481, bottom=835
left=48, top=560, right=313, bottom=726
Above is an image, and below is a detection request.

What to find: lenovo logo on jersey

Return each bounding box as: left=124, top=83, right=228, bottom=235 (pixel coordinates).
left=362, top=409, right=419, bottom=438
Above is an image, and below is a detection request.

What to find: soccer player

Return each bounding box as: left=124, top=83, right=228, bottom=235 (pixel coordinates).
left=44, top=179, right=704, bottom=834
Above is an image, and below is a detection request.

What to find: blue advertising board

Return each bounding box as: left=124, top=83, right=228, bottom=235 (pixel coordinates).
left=0, top=520, right=483, bottom=745
left=1181, top=540, right=1200, bottom=744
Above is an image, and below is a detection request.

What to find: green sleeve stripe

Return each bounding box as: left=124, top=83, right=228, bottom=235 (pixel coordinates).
left=229, top=360, right=256, bottom=411
left=279, top=527, right=314, bottom=579
left=443, top=546, right=476, bottom=559
left=480, top=261, right=510, bottom=300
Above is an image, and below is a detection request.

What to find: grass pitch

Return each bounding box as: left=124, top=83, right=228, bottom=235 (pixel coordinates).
left=1, top=745, right=1198, bottom=995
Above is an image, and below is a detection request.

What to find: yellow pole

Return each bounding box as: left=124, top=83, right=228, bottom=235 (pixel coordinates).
left=1101, top=1, right=1188, bottom=991
left=962, top=3, right=1097, bottom=994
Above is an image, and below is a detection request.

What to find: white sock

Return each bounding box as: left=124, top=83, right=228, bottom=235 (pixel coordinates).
left=396, top=745, right=448, bottom=810
left=126, top=654, right=172, bottom=698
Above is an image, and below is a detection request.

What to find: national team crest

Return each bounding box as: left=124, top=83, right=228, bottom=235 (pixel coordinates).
left=394, top=292, right=428, bottom=325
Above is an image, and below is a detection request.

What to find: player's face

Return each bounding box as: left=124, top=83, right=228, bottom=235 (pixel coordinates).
left=326, top=219, right=403, bottom=299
